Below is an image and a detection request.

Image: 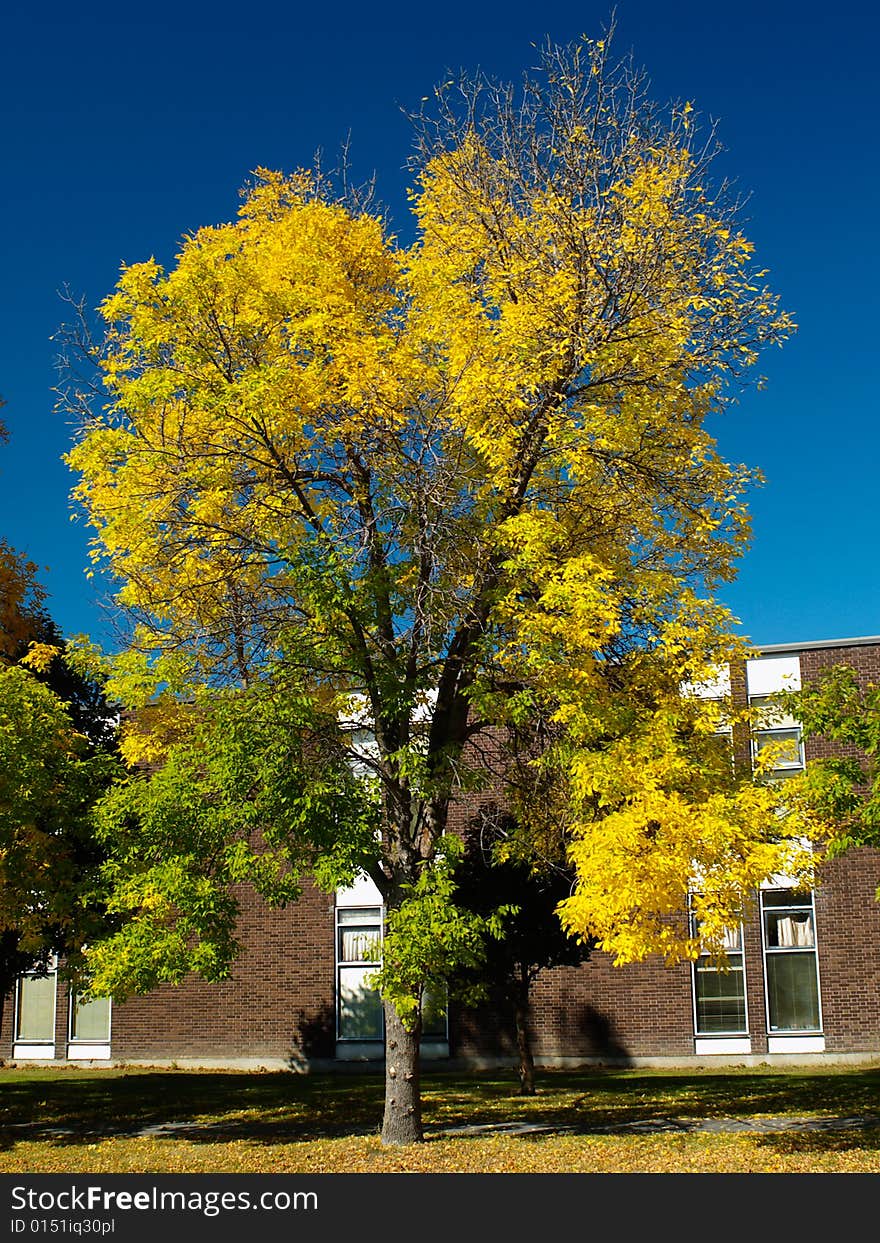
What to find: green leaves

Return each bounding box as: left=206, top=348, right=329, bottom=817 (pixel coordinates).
left=785, top=666, right=880, bottom=853
left=0, top=663, right=117, bottom=974
left=374, top=838, right=510, bottom=1028
left=84, top=679, right=382, bottom=993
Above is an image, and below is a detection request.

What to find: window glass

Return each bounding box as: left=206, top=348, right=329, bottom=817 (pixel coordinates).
left=337, top=906, right=380, bottom=925
left=749, top=695, right=797, bottom=728
left=337, top=906, right=383, bottom=1040
left=71, top=994, right=111, bottom=1042
left=765, top=910, right=814, bottom=948
left=766, top=954, right=821, bottom=1031
left=339, top=927, right=381, bottom=961
left=692, top=920, right=747, bottom=1035
left=762, top=890, right=821, bottom=1032
left=421, top=984, right=448, bottom=1039
left=694, top=961, right=747, bottom=1033
left=338, top=965, right=383, bottom=1039
left=337, top=908, right=382, bottom=965
left=762, top=889, right=810, bottom=907
left=753, top=729, right=803, bottom=770
left=335, top=904, right=449, bottom=1044
left=16, top=973, right=56, bottom=1042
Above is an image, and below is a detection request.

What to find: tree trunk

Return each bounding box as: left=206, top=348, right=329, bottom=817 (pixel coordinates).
left=0, top=938, right=21, bottom=1058
left=514, top=983, right=535, bottom=1096
left=381, top=999, right=423, bottom=1145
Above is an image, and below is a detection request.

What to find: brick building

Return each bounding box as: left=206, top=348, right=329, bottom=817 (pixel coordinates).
left=3, top=635, right=880, bottom=1069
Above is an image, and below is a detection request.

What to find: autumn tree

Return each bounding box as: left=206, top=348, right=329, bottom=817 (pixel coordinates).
left=0, top=407, right=116, bottom=748
left=65, top=34, right=819, bottom=1144
left=0, top=412, right=50, bottom=661
left=22, top=616, right=118, bottom=751
left=0, top=411, right=119, bottom=1036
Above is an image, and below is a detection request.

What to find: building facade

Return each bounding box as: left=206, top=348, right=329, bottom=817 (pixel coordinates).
left=3, top=636, right=880, bottom=1069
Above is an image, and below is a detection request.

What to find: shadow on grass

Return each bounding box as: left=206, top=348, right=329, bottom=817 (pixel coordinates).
left=750, top=1128, right=880, bottom=1158
left=0, top=1069, right=385, bottom=1150
left=3, top=1065, right=880, bottom=1151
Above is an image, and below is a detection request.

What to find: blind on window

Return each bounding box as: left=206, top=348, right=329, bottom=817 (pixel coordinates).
left=71, top=995, right=111, bottom=1042
left=17, top=974, right=55, bottom=1041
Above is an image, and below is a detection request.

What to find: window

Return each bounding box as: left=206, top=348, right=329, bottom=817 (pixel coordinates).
left=336, top=906, right=384, bottom=1040
left=753, top=728, right=804, bottom=772
left=762, top=890, right=821, bottom=1032
left=421, top=983, right=449, bottom=1039
left=691, top=921, right=748, bottom=1035
left=70, top=993, right=111, bottom=1043
left=335, top=903, right=449, bottom=1043
left=15, top=964, right=57, bottom=1043
left=750, top=696, right=804, bottom=778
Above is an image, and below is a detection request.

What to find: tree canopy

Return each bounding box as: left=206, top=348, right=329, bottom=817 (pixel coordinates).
left=788, top=665, right=880, bottom=856
left=0, top=412, right=50, bottom=662
left=64, top=35, right=820, bottom=1143
left=0, top=663, right=115, bottom=975
left=0, top=410, right=119, bottom=1037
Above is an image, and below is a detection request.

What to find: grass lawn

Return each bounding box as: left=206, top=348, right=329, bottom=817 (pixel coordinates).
left=2, top=1063, right=880, bottom=1173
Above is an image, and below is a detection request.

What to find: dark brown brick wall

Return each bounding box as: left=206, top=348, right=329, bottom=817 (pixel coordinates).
left=453, top=846, right=880, bottom=1060
left=798, top=644, right=880, bottom=1051
left=1, top=881, right=337, bottom=1064
left=453, top=642, right=880, bottom=1060
left=111, top=881, right=336, bottom=1061
left=528, top=952, right=695, bottom=1059
left=799, top=643, right=880, bottom=769
left=812, top=849, right=880, bottom=1051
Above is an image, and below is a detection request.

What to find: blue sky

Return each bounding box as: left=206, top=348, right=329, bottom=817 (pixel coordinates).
left=1, top=0, right=877, bottom=649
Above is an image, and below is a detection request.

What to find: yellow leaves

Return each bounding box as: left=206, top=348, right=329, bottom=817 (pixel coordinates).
left=489, top=509, right=624, bottom=712
left=560, top=792, right=812, bottom=966
left=99, top=181, right=398, bottom=413
left=118, top=701, right=186, bottom=768
left=69, top=103, right=795, bottom=943
left=69, top=171, right=422, bottom=683
left=20, top=642, right=61, bottom=673
left=556, top=688, right=822, bottom=967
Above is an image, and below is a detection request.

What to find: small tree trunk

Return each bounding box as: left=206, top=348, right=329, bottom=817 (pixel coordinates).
left=514, top=983, right=535, bottom=1096
left=381, top=1000, right=423, bottom=1145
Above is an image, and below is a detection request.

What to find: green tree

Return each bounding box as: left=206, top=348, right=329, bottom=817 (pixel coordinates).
left=64, top=35, right=815, bottom=1144
left=20, top=617, right=118, bottom=752
left=0, top=663, right=118, bottom=1041
left=0, top=410, right=119, bottom=1036
left=787, top=665, right=880, bottom=855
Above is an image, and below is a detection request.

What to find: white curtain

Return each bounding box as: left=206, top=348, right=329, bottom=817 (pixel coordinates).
left=775, top=914, right=813, bottom=947
left=16, top=974, right=56, bottom=1041
left=340, top=929, right=380, bottom=962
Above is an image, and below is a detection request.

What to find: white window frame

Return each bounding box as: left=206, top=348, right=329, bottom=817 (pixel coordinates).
left=13, top=958, right=58, bottom=1058
left=690, top=916, right=749, bottom=1039
left=749, top=694, right=805, bottom=776
left=335, top=904, right=385, bottom=1043
left=760, top=888, right=823, bottom=1037
left=751, top=726, right=805, bottom=773
left=67, top=990, right=112, bottom=1060
left=334, top=872, right=450, bottom=1057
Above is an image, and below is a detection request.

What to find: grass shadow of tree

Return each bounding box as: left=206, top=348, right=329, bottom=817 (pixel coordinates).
left=3, top=1065, right=880, bottom=1153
